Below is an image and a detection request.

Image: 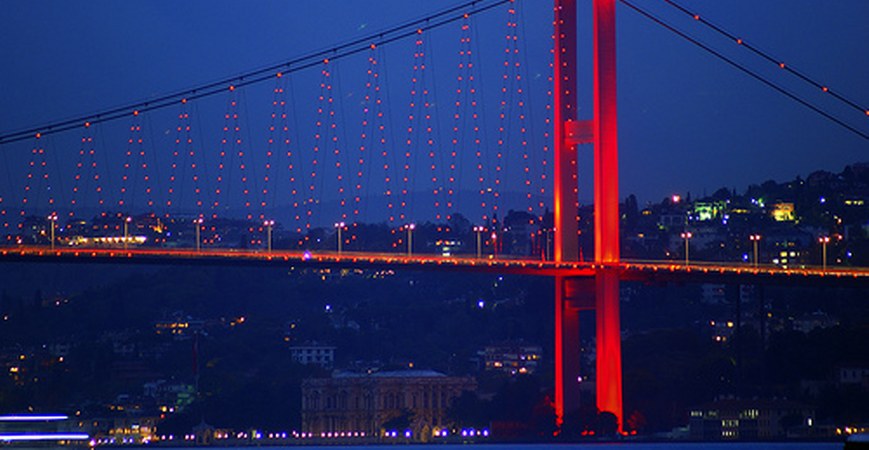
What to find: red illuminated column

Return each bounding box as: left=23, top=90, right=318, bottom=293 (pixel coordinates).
left=554, top=277, right=582, bottom=424
left=553, top=0, right=579, bottom=263
left=554, top=275, right=565, bottom=423
left=593, top=0, right=619, bottom=264
left=593, top=0, right=623, bottom=431
left=595, top=268, right=622, bottom=430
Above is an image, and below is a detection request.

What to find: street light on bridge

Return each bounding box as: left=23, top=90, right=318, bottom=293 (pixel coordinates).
left=680, top=231, right=693, bottom=266
left=123, top=216, right=132, bottom=250
left=749, top=234, right=762, bottom=268
left=406, top=223, right=416, bottom=257
left=473, top=226, right=486, bottom=258
left=819, top=236, right=831, bottom=271
left=264, top=220, right=275, bottom=253
left=47, top=213, right=58, bottom=251
left=194, top=217, right=204, bottom=252
left=334, top=222, right=346, bottom=255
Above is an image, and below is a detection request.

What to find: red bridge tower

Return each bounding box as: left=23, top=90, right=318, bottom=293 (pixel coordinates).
left=552, top=0, right=623, bottom=431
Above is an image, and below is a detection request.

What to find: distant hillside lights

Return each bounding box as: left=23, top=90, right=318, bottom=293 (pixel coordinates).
left=154, top=314, right=204, bottom=339
left=690, top=200, right=795, bottom=223
left=479, top=344, right=542, bottom=375
left=290, top=343, right=336, bottom=369
left=770, top=202, right=795, bottom=222
left=693, top=201, right=727, bottom=222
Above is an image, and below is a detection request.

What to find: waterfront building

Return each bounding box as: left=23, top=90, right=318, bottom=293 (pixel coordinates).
left=301, top=370, right=475, bottom=440
left=689, top=398, right=814, bottom=440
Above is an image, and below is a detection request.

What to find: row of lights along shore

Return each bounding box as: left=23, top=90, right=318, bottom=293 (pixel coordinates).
left=113, top=427, right=492, bottom=446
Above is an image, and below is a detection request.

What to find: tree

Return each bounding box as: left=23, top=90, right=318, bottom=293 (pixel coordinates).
left=595, top=411, right=619, bottom=437
left=530, top=395, right=558, bottom=438
left=625, top=409, right=647, bottom=433
left=447, top=391, right=489, bottom=429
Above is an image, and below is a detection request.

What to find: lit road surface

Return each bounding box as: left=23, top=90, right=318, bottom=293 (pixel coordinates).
left=0, top=246, right=596, bottom=276
left=2, top=246, right=869, bottom=285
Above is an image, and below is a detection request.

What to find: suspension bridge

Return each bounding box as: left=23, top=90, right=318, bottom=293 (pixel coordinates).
left=1, top=0, right=867, bottom=433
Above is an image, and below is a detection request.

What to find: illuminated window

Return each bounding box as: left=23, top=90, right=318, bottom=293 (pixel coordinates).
left=770, top=202, right=795, bottom=222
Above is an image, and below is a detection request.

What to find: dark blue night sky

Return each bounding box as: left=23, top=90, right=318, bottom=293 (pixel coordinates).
left=1, top=0, right=867, bottom=223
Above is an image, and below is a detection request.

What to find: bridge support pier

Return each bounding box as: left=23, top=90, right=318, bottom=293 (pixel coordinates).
left=595, top=268, right=622, bottom=428
left=555, top=276, right=592, bottom=421
left=554, top=274, right=621, bottom=431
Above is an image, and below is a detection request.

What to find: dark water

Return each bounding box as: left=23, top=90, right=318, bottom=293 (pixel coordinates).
left=159, top=443, right=841, bottom=450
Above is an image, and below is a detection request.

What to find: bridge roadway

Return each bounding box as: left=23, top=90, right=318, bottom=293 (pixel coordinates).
left=3, top=246, right=869, bottom=287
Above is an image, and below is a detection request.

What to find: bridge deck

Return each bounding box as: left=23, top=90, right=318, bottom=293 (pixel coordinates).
left=3, top=246, right=869, bottom=287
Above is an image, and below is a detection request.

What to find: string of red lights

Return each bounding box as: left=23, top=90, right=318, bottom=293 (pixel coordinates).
left=20, top=145, right=37, bottom=225
left=419, top=34, right=442, bottom=222
left=325, top=63, right=347, bottom=223
left=213, top=91, right=230, bottom=220
left=181, top=99, right=203, bottom=215
left=281, top=74, right=303, bottom=233
left=0, top=0, right=512, bottom=146
left=662, top=0, right=869, bottom=120
left=459, top=17, right=486, bottom=225
left=3, top=0, right=555, bottom=235
left=0, top=147, right=9, bottom=235
left=119, top=113, right=143, bottom=209
left=167, top=104, right=186, bottom=213
left=400, top=32, right=425, bottom=223
left=539, top=65, right=553, bottom=219
left=70, top=126, right=89, bottom=218
left=620, top=0, right=869, bottom=141
left=307, top=64, right=329, bottom=231
left=139, top=116, right=155, bottom=211
left=368, top=46, right=394, bottom=225
left=232, top=91, right=252, bottom=222
left=449, top=15, right=475, bottom=222
left=262, top=76, right=283, bottom=222
left=355, top=50, right=373, bottom=228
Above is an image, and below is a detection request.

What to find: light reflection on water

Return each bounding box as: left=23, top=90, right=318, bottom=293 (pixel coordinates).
left=156, top=443, right=842, bottom=450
